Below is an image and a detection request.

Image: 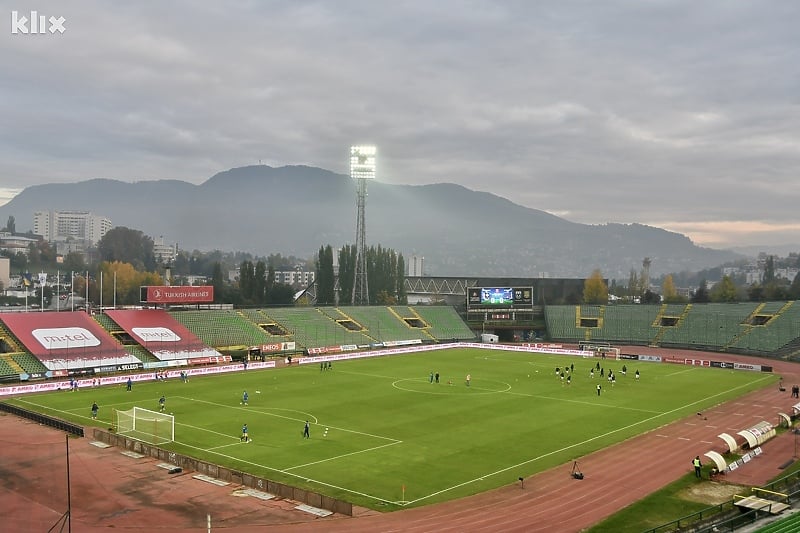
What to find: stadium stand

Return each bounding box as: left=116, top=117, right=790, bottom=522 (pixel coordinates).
left=94, top=313, right=122, bottom=332
left=0, top=355, right=19, bottom=376
left=124, top=344, right=159, bottom=363
left=337, top=306, right=423, bottom=343
left=545, top=302, right=800, bottom=355
left=659, top=303, right=759, bottom=349
left=574, top=305, right=604, bottom=342
left=0, top=321, right=24, bottom=353
left=411, top=306, right=476, bottom=341
left=317, top=307, right=370, bottom=334
left=262, top=307, right=375, bottom=348
left=596, top=304, right=661, bottom=345
left=236, top=309, right=293, bottom=340
left=544, top=305, right=585, bottom=342
left=169, top=310, right=274, bottom=348
left=1, top=311, right=132, bottom=369
left=11, top=352, right=48, bottom=374
left=729, top=301, right=800, bottom=355
left=389, top=306, right=437, bottom=342
left=752, top=506, right=800, bottom=533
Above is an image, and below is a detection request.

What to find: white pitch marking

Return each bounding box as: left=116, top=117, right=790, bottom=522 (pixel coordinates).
left=285, top=441, right=403, bottom=471
left=402, top=375, right=773, bottom=506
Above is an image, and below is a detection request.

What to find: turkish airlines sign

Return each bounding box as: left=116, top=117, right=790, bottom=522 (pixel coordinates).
left=143, top=286, right=214, bottom=303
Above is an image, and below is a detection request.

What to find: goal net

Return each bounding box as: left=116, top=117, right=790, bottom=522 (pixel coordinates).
left=116, top=407, right=174, bottom=445
left=579, top=343, right=621, bottom=359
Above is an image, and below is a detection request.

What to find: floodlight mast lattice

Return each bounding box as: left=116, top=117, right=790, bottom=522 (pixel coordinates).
left=350, top=145, right=375, bottom=305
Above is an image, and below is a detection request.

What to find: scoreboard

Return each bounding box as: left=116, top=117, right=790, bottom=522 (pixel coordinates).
left=467, top=287, right=532, bottom=308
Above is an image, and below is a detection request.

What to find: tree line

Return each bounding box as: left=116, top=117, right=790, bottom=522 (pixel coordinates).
left=584, top=255, right=800, bottom=305
left=2, top=222, right=409, bottom=308
left=315, top=244, right=407, bottom=305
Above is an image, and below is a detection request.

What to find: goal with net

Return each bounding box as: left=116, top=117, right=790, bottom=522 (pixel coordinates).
left=115, top=407, right=174, bottom=445
left=579, top=342, right=621, bottom=359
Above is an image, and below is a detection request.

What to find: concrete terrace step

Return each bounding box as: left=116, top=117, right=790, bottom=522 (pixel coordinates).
left=734, top=495, right=790, bottom=515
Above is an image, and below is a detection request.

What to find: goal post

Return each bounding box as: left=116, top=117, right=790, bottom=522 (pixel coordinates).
left=579, top=342, right=621, bottom=359
left=115, top=407, right=174, bottom=445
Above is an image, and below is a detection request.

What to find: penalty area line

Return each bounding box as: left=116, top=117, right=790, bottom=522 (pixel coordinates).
left=180, top=396, right=398, bottom=443
left=285, top=440, right=403, bottom=471
left=174, top=440, right=395, bottom=505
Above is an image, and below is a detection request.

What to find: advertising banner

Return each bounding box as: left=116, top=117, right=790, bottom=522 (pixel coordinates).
left=142, top=286, right=214, bottom=303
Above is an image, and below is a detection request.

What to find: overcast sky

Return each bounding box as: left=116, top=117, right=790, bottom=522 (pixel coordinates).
left=2, top=1, right=799, bottom=248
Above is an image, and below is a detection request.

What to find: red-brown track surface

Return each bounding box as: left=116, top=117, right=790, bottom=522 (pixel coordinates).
left=2, top=347, right=799, bottom=533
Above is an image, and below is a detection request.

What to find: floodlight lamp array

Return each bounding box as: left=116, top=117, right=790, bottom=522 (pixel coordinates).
left=350, top=145, right=376, bottom=179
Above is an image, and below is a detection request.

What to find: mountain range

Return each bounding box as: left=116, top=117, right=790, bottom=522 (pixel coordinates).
left=0, top=165, right=740, bottom=278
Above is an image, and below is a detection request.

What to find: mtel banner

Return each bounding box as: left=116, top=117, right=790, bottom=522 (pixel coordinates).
left=142, top=285, right=214, bottom=303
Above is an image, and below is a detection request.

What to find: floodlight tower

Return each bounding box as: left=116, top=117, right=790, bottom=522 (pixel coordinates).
left=350, top=145, right=376, bottom=305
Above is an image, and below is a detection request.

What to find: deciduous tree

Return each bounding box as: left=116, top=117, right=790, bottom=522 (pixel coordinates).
left=98, top=227, right=156, bottom=271
left=583, top=270, right=608, bottom=304
left=710, top=275, right=738, bottom=302
left=661, top=275, right=684, bottom=303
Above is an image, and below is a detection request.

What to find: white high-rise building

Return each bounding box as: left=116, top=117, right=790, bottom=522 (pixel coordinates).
left=33, top=211, right=112, bottom=245
left=152, top=236, right=176, bottom=263
left=0, top=256, right=10, bottom=290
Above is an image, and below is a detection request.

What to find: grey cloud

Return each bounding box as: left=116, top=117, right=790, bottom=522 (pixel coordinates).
left=1, top=0, right=798, bottom=247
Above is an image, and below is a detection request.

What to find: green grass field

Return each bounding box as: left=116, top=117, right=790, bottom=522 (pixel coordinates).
left=7, top=347, right=776, bottom=511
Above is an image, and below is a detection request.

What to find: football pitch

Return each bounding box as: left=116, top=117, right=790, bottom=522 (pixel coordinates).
left=10, top=347, right=775, bottom=510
